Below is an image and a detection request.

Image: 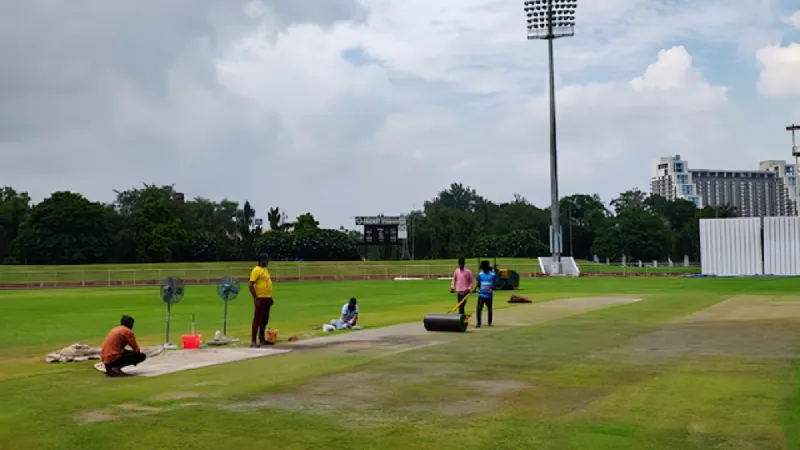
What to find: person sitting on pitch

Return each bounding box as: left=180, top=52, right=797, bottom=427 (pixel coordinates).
left=101, top=315, right=146, bottom=377
left=330, top=297, right=361, bottom=330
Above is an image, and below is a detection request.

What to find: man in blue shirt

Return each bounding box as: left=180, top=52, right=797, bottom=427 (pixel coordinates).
left=474, top=260, right=497, bottom=328
left=331, top=297, right=360, bottom=329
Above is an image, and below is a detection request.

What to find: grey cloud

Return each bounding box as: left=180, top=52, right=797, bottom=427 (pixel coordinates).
left=0, top=0, right=367, bottom=138
left=0, top=0, right=367, bottom=214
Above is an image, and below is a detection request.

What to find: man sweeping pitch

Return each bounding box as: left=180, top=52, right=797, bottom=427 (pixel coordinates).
left=101, top=315, right=146, bottom=377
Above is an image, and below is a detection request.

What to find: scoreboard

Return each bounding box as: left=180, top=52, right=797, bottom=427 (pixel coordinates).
left=363, top=225, right=398, bottom=244
left=355, top=215, right=407, bottom=245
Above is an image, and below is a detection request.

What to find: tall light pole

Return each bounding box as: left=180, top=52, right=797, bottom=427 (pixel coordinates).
left=789, top=124, right=800, bottom=215
left=524, top=0, right=577, bottom=275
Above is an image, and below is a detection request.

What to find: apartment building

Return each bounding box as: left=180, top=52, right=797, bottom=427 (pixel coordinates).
left=650, top=155, right=796, bottom=217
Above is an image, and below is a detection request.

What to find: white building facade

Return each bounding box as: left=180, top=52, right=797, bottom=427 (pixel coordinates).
left=650, top=155, right=797, bottom=217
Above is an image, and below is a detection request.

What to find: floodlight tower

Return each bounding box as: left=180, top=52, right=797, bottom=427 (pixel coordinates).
left=524, top=0, right=577, bottom=275
left=789, top=124, right=800, bottom=215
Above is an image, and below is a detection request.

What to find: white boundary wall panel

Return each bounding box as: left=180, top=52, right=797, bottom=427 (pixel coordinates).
left=763, top=217, right=800, bottom=275
left=699, top=218, right=762, bottom=276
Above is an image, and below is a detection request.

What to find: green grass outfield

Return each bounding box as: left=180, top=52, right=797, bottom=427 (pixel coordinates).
left=0, top=258, right=699, bottom=285
left=1, top=277, right=799, bottom=449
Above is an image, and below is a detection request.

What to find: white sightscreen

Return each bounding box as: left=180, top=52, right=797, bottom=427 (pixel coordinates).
left=763, top=216, right=800, bottom=275
left=699, top=218, right=763, bottom=276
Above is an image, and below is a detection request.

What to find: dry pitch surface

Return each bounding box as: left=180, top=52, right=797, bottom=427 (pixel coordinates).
left=114, top=296, right=641, bottom=378
left=79, top=296, right=641, bottom=423
left=619, top=296, right=800, bottom=359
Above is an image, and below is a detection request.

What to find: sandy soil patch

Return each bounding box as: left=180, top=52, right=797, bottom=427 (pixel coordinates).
left=75, top=409, right=117, bottom=425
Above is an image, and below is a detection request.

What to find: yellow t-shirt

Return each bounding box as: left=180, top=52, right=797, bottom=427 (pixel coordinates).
left=250, top=266, right=273, bottom=298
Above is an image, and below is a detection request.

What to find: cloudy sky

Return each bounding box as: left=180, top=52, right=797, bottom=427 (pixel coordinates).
left=1, top=0, right=799, bottom=228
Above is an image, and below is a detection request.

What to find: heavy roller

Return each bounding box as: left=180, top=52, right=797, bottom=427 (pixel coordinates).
left=423, top=289, right=474, bottom=333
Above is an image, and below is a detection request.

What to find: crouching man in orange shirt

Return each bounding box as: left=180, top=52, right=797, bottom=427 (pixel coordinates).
left=101, top=315, right=146, bottom=377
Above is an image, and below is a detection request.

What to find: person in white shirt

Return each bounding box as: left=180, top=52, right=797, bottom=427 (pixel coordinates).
left=330, top=297, right=360, bottom=329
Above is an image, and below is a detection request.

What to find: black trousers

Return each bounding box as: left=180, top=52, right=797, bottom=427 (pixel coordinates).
left=477, top=296, right=493, bottom=326
left=105, top=350, right=146, bottom=371
left=252, top=297, right=274, bottom=343
left=456, top=292, right=469, bottom=315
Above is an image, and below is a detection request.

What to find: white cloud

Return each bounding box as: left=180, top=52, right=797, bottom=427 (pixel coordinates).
left=756, top=43, right=800, bottom=97
left=0, top=1, right=793, bottom=227
left=784, top=10, right=800, bottom=28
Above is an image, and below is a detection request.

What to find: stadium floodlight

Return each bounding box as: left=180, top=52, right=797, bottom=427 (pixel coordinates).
left=523, top=0, right=578, bottom=276
left=525, top=0, right=577, bottom=40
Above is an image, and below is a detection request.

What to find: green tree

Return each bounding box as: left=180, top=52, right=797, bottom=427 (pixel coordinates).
left=112, top=185, right=188, bottom=262
left=435, top=183, right=486, bottom=213
left=610, top=188, right=648, bottom=214
left=237, top=200, right=256, bottom=260
left=267, top=207, right=282, bottom=231
left=0, top=187, right=31, bottom=263
left=592, top=207, right=670, bottom=261
left=294, top=213, right=320, bottom=235
left=14, top=192, right=116, bottom=264
left=406, top=210, right=431, bottom=259
left=500, top=230, right=549, bottom=258
left=560, top=194, right=609, bottom=258
left=424, top=201, right=482, bottom=259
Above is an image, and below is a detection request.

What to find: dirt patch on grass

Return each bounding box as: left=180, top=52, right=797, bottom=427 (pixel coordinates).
left=114, top=403, right=166, bottom=412
left=458, top=380, right=529, bottom=396
left=150, top=391, right=201, bottom=402
left=220, top=297, right=639, bottom=419
left=438, top=398, right=503, bottom=415
left=75, top=401, right=202, bottom=425
left=683, top=296, right=800, bottom=323
left=284, top=297, right=640, bottom=355
left=500, top=297, right=641, bottom=327
left=621, top=296, right=800, bottom=359
left=529, top=386, right=606, bottom=417
left=226, top=370, right=425, bottom=415
left=76, top=409, right=117, bottom=425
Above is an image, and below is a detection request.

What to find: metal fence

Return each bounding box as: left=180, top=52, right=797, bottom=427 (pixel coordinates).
left=0, top=261, right=702, bottom=289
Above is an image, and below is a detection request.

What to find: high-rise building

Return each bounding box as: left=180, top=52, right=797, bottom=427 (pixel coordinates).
left=650, top=155, right=701, bottom=206
left=650, top=155, right=796, bottom=217
left=759, top=160, right=800, bottom=215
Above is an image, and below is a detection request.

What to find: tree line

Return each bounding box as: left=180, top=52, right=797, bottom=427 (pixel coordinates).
left=406, top=183, right=736, bottom=262
left=0, top=183, right=737, bottom=265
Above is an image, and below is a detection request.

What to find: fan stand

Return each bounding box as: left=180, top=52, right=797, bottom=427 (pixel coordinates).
left=223, top=298, right=229, bottom=336
left=208, top=295, right=240, bottom=346
left=163, top=302, right=178, bottom=349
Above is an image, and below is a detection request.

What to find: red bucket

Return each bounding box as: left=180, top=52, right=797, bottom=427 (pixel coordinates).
left=182, top=334, right=201, bottom=350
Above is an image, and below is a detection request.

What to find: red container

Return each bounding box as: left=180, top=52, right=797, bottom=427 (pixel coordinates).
left=182, top=334, right=201, bottom=350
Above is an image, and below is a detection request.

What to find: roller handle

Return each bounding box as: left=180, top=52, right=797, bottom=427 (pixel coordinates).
left=448, top=288, right=477, bottom=314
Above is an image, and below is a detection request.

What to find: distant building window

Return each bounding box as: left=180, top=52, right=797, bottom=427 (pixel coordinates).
left=674, top=163, right=684, bottom=173
left=676, top=174, right=688, bottom=184
left=681, top=185, right=693, bottom=195
left=688, top=196, right=700, bottom=207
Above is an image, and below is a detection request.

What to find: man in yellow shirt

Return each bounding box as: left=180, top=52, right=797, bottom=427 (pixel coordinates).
left=249, top=253, right=274, bottom=347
